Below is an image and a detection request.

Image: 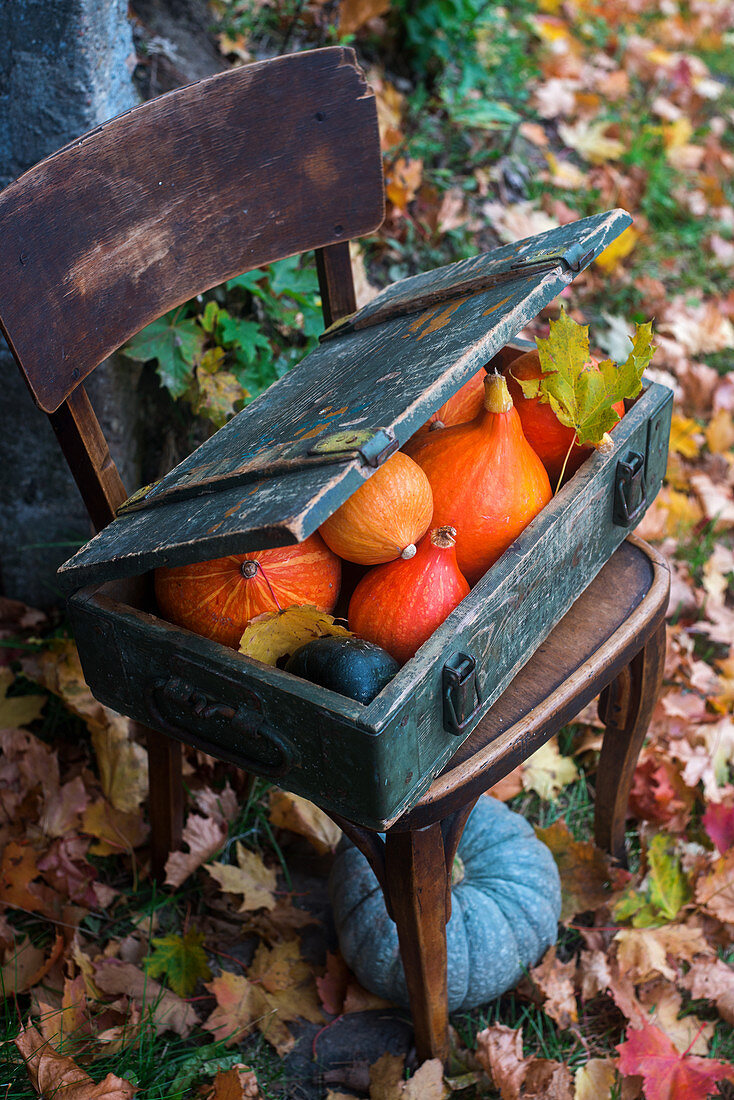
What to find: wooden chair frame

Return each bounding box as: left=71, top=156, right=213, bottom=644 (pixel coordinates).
left=1, top=45, right=668, bottom=1067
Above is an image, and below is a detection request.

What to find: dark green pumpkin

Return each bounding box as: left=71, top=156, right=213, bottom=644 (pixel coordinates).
left=329, top=795, right=561, bottom=1011
left=285, top=636, right=399, bottom=705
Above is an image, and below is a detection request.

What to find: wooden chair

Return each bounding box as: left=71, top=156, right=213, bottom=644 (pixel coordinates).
left=0, top=46, right=669, bottom=1067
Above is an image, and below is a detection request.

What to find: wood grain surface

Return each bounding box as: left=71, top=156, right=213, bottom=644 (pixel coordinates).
left=0, top=47, right=384, bottom=413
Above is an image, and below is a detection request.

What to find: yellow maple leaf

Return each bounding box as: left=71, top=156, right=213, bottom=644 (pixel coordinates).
left=268, top=790, right=341, bottom=855
left=574, top=1060, right=616, bottom=1100
left=595, top=225, right=640, bottom=273
left=239, top=605, right=351, bottom=667
left=669, top=414, right=704, bottom=459
left=558, top=119, right=625, bottom=164
left=706, top=409, right=734, bottom=455
left=0, top=667, right=45, bottom=730
left=522, top=738, right=578, bottom=800
left=206, top=841, right=277, bottom=912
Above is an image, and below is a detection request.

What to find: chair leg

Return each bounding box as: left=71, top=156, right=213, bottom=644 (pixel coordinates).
left=383, top=823, right=450, bottom=1064
left=594, top=620, right=666, bottom=864
left=145, top=727, right=184, bottom=882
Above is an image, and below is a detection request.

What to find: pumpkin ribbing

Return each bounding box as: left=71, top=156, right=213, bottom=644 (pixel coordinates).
left=329, top=795, right=561, bottom=1011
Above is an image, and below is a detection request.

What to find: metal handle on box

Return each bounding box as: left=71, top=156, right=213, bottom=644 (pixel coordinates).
left=442, top=653, right=482, bottom=736
left=613, top=450, right=647, bottom=528
left=144, top=676, right=293, bottom=778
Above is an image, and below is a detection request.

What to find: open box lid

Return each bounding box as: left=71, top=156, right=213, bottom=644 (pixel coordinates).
left=58, top=209, right=631, bottom=591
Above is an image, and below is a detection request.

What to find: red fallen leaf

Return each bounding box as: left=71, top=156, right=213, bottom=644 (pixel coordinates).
left=628, top=755, right=694, bottom=832
left=316, top=951, right=349, bottom=1016
left=703, top=798, right=734, bottom=854
left=616, top=1021, right=734, bottom=1100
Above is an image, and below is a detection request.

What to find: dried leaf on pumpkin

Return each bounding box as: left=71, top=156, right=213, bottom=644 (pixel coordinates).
left=239, top=605, right=351, bottom=667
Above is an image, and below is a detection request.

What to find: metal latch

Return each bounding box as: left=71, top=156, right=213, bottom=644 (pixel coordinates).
left=613, top=450, right=647, bottom=527
left=443, top=653, right=482, bottom=737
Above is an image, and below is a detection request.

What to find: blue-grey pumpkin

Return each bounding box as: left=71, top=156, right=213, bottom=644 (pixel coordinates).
left=329, top=795, right=561, bottom=1012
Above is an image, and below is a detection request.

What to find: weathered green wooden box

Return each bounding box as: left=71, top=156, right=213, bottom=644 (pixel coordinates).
left=60, top=211, right=672, bottom=830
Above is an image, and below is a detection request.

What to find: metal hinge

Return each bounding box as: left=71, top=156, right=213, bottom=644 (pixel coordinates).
left=443, top=653, right=482, bottom=737
left=320, top=245, right=595, bottom=342
left=115, top=427, right=399, bottom=516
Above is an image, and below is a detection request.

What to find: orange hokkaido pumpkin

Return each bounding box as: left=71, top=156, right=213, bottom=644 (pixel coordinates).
left=408, top=373, right=552, bottom=585
left=319, top=451, right=433, bottom=565
left=348, top=526, right=470, bottom=665
left=404, top=367, right=487, bottom=460
left=504, top=350, right=626, bottom=486
left=427, top=367, right=487, bottom=429
left=154, top=532, right=341, bottom=649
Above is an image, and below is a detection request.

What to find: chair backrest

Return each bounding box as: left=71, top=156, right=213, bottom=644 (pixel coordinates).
left=0, top=46, right=384, bottom=529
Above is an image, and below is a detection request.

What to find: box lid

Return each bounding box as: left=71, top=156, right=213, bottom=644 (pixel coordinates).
left=58, top=209, right=631, bottom=590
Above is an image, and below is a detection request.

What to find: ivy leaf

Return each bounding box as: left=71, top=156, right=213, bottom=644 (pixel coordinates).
left=518, top=309, right=655, bottom=447
left=218, top=315, right=272, bottom=362
left=146, top=927, right=212, bottom=998
left=123, top=310, right=205, bottom=398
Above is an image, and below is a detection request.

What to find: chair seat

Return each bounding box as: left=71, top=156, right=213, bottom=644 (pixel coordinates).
left=396, top=535, right=669, bottom=829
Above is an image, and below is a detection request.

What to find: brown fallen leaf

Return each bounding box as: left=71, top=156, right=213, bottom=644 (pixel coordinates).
left=39, top=776, right=89, bottom=838
left=680, top=956, right=734, bottom=1025
left=14, top=1021, right=137, bottom=1098
left=268, top=789, right=342, bottom=855
left=93, top=959, right=199, bottom=1037
left=207, top=842, right=277, bottom=912
left=574, top=1059, right=617, bottom=1100
left=637, top=980, right=713, bottom=1055
left=204, top=970, right=294, bottom=1055
left=614, top=923, right=712, bottom=984
left=164, top=812, right=228, bottom=888
left=694, top=847, right=734, bottom=923
left=81, top=798, right=149, bottom=857
left=535, top=819, right=617, bottom=919
left=475, top=1023, right=525, bottom=1100
left=37, top=973, right=89, bottom=1050
left=369, top=1051, right=405, bottom=1100
left=0, top=934, right=46, bottom=996
left=522, top=1059, right=573, bottom=1099
left=204, top=1065, right=262, bottom=1100
left=338, top=0, right=390, bottom=37
left=403, top=1060, right=448, bottom=1099
left=244, top=897, right=318, bottom=944
left=0, top=840, right=57, bottom=915
left=527, top=946, right=578, bottom=1029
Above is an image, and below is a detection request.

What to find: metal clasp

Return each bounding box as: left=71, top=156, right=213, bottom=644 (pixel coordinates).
left=613, top=450, right=647, bottom=527
left=443, top=653, right=482, bottom=737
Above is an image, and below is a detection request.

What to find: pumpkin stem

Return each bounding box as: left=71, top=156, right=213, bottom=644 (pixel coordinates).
left=429, top=419, right=446, bottom=431
left=400, top=544, right=417, bottom=560
left=484, top=372, right=513, bottom=414
left=241, top=559, right=283, bottom=611
left=451, top=855, right=465, bottom=886
left=431, top=526, right=457, bottom=549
